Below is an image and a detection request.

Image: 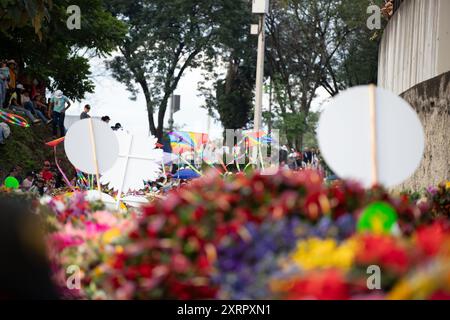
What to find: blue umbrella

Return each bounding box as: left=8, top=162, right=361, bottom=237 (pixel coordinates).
left=173, top=169, right=201, bottom=180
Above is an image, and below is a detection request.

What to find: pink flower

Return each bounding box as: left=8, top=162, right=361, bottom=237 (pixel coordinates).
left=92, top=211, right=118, bottom=227
left=84, top=221, right=111, bottom=239
left=48, top=232, right=84, bottom=252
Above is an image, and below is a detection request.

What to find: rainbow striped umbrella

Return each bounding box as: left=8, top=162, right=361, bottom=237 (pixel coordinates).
left=244, top=131, right=273, bottom=147
left=168, top=131, right=209, bottom=154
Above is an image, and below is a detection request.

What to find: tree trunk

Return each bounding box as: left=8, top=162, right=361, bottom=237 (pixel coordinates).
left=147, top=102, right=157, bottom=137
left=156, top=95, right=171, bottom=143
left=296, top=134, right=303, bottom=152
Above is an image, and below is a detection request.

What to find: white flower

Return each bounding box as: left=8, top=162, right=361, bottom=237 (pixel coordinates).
left=100, top=131, right=163, bottom=193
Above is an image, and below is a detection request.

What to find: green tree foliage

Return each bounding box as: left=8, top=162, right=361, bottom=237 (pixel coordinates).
left=320, top=0, right=386, bottom=95
left=0, top=0, right=52, bottom=37
left=266, top=0, right=382, bottom=149
left=0, top=0, right=126, bottom=100
left=200, top=0, right=256, bottom=132
left=106, top=0, right=253, bottom=141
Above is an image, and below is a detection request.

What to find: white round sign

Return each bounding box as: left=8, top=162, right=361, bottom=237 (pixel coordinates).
left=64, top=119, right=119, bottom=174
left=317, top=86, right=425, bottom=188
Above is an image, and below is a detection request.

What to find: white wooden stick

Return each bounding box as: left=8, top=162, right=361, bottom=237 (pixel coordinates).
left=369, top=84, right=379, bottom=186
left=116, top=134, right=133, bottom=210
left=88, top=118, right=102, bottom=198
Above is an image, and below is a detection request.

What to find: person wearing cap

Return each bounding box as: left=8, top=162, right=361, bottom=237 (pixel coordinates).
left=50, top=90, right=71, bottom=137
left=80, top=104, right=91, bottom=120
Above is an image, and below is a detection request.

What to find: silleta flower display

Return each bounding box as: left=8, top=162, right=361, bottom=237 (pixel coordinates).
left=41, top=170, right=450, bottom=300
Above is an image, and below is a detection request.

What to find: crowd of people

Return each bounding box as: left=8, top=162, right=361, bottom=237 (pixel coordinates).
left=0, top=59, right=72, bottom=143
left=1, top=60, right=50, bottom=125
left=1, top=59, right=331, bottom=195
left=279, top=146, right=323, bottom=171
left=0, top=58, right=123, bottom=146
left=80, top=105, right=122, bottom=131
left=4, top=161, right=65, bottom=196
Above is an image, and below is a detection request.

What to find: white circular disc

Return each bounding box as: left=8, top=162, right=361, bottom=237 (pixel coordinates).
left=317, top=86, right=425, bottom=188
left=64, top=119, right=119, bottom=174
left=85, top=190, right=117, bottom=210
left=85, top=190, right=116, bottom=203
left=122, top=195, right=150, bottom=208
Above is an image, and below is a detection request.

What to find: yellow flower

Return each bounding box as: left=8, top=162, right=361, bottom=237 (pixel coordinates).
left=388, top=260, right=450, bottom=299
left=93, top=266, right=104, bottom=277
left=102, top=228, right=121, bottom=245
left=115, top=245, right=124, bottom=254
left=388, top=280, right=414, bottom=300
left=446, top=181, right=450, bottom=190
left=389, top=273, right=437, bottom=300
left=291, top=238, right=357, bottom=271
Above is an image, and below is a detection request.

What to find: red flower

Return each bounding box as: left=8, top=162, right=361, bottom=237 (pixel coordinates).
left=379, top=247, right=409, bottom=273
left=303, top=192, right=326, bottom=221
left=112, top=253, right=127, bottom=270
left=416, top=221, right=448, bottom=257
left=286, top=270, right=350, bottom=300
left=356, top=235, right=410, bottom=274
left=138, top=264, right=153, bottom=278
left=111, top=276, right=122, bottom=290
left=193, top=206, right=206, bottom=220
left=143, top=205, right=158, bottom=217
left=128, top=230, right=141, bottom=240
left=197, top=254, right=211, bottom=272
left=429, top=290, right=450, bottom=300
left=124, top=266, right=139, bottom=281
left=177, top=226, right=198, bottom=239
left=171, top=254, right=190, bottom=273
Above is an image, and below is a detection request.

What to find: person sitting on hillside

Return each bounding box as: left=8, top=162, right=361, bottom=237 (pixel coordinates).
left=6, top=60, right=17, bottom=102
left=50, top=90, right=71, bottom=137
left=0, top=61, right=10, bottom=108
left=0, top=121, right=10, bottom=146
left=40, top=161, right=54, bottom=183
left=21, top=172, right=35, bottom=191
left=8, top=97, right=40, bottom=124
left=29, top=176, right=46, bottom=197
left=80, top=104, right=91, bottom=120
left=7, top=165, right=23, bottom=184
left=32, top=94, right=51, bottom=117
left=0, top=123, right=6, bottom=146
left=21, top=90, right=52, bottom=124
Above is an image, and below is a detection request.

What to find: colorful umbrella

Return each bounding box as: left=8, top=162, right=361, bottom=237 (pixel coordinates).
left=173, top=168, right=201, bottom=180
left=45, top=137, right=65, bottom=147
left=244, top=131, right=273, bottom=147
left=45, top=137, right=74, bottom=191
left=168, top=131, right=209, bottom=154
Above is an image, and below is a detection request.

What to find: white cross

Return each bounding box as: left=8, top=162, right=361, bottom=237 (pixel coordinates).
left=115, top=134, right=160, bottom=209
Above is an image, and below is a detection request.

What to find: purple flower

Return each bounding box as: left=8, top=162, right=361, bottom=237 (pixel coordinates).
left=427, top=186, right=438, bottom=196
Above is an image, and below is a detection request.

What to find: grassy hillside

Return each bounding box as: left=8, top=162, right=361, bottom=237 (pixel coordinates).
left=0, top=123, right=71, bottom=180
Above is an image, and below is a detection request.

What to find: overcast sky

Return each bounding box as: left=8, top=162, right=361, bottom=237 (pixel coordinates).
left=66, top=57, right=330, bottom=140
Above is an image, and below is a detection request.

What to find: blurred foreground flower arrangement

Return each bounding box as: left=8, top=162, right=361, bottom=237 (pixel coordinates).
left=41, top=171, right=449, bottom=300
